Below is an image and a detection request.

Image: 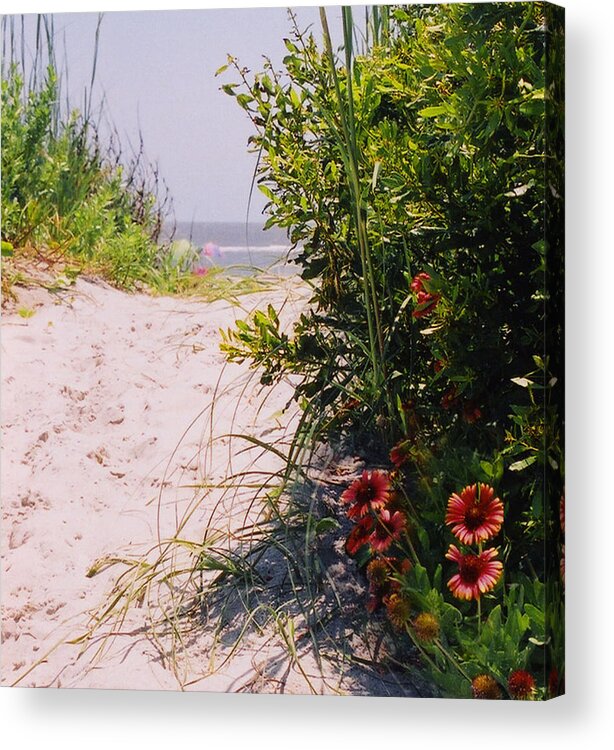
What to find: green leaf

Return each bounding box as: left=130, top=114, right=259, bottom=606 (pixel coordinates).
left=236, top=93, right=254, bottom=109
left=524, top=603, right=545, bottom=636
left=371, top=160, right=382, bottom=191
left=314, top=517, right=340, bottom=535
left=290, top=88, right=301, bottom=109
left=258, top=184, right=275, bottom=201
left=418, top=105, right=448, bottom=118
left=509, top=455, right=538, bottom=472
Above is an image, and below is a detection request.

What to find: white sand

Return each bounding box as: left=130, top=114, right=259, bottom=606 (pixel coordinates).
left=1, top=276, right=419, bottom=696
left=0, top=277, right=303, bottom=688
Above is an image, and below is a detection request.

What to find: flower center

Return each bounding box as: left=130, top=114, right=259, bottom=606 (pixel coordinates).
left=361, top=486, right=376, bottom=502
left=458, top=554, right=483, bottom=584
left=464, top=504, right=486, bottom=530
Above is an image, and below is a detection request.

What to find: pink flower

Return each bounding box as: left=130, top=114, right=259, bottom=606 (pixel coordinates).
left=445, top=545, right=503, bottom=601
left=445, top=484, right=504, bottom=546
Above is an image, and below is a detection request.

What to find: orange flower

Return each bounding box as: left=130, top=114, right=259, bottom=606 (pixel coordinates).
left=445, top=484, right=504, bottom=546
left=471, top=674, right=502, bottom=700
left=508, top=669, right=537, bottom=700
left=369, top=510, right=406, bottom=553
left=412, top=612, right=440, bottom=642
left=366, top=558, right=391, bottom=591
left=364, top=556, right=410, bottom=613
left=384, top=593, right=411, bottom=630
left=445, top=545, right=502, bottom=601
left=341, top=470, right=390, bottom=520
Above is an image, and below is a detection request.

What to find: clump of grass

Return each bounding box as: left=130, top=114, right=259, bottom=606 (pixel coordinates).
left=153, top=264, right=280, bottom=304
left=1, top=14, right=179, bottom=294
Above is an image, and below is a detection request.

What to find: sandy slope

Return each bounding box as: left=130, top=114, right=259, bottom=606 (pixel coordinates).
left=1, top=276, right=419, bottom=696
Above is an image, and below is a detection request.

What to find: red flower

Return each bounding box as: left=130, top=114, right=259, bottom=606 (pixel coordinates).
left=389, top=439, right=413, bottom=468
left=410, top=272, right=431, bottom=293
left=445, top=484, right=504, bottom=546
left=433, top=359, right=446, bottom=373
left=462, top=400, right=482, bottom=424
left=508, top=669, right=537, bottom=700
left=410, top=273, right=440, bottom=318
left=445, top=545, right=503, bottom=601
left=412, top=290, right=441, bottom=318
left=369, top=510, right=406, bottom=553
left=441, top=386, right=459, bottom=410
left=345, top=516, right=374, bottom=557
left=341, top=470, right=390, bottom=520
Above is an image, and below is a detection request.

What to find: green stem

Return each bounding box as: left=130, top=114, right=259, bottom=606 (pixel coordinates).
left=477, top=596, right=482, bottom=637
left=477, top=540, right=483, bottom=636
left=403, top=532, right=420, bottom=567
left=405, top=625, right=442, bottom=674
left=435, top=639, right=471, bottom=682
left=320, top=7, right=394, bottom=425
left=319, top=10, right=377, bottom=371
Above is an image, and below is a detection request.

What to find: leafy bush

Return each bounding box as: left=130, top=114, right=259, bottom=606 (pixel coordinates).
left=221, top=2, right=564, bottom=699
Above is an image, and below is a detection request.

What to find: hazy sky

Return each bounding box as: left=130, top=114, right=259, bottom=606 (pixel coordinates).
left=8, top=5, right=351, bottom=223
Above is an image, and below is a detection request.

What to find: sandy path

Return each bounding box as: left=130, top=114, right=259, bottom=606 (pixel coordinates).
left=0, top=277, right=314, bottom=690
left=1, top=277, right=420, bottom=697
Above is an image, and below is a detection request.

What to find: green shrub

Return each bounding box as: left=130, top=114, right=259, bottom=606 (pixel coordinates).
left=221, top=2, right=564, bottom=699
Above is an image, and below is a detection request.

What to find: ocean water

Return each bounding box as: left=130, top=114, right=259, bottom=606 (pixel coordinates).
left=167, top=221, right=299, bottom=276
